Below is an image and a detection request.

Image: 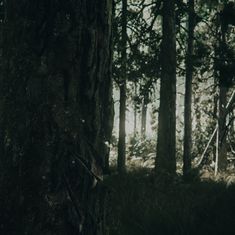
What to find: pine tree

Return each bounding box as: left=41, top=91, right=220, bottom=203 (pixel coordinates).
left=183, top=0, right=195, bottom=178
left=155, top=0, right=177, bottom=174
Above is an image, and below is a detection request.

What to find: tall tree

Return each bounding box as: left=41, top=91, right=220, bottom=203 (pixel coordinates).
left=0, top=1, right=113, bottom=234
left=155, top=0, right=177, bottom=174
left=103, top=1, right=115, bottom=174
left=117, top=0, right=127, bottom=173
left=215, top=2, right=235, bottom=171
left=183, top=0, right=195, bottom=178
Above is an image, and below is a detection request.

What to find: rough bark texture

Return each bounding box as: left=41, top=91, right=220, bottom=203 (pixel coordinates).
left=0, top=1, right=113, bottom=234
left=155, top=0, right=176, bottom=174
left=117, top=0, right=127, bottom=173
left=183, top=0, right=194, bottom=178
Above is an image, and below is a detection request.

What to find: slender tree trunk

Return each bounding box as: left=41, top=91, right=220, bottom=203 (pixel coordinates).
left=217, top=85, right=228, bottom=170
left=216, top=35, right=228, bottom=171
left=213, top=90, right=219, bottom=162
left=155, top=0, right=176, bottom=174
left=183, top=0, right=194, bottom=178
left=141, top=96, right=148, bottom=138
left=134, top=83, right=137, bottom=136
left=193, top=84, right=203, bottom=154
left=117, top=0, right=127, bottom=173
left=230, top=110, right=235, bottom=133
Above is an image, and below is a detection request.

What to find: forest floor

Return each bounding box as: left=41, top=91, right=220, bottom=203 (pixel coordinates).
left=104, top=163, right=235, bottom=235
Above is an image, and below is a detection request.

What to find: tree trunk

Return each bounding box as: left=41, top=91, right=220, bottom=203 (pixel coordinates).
left=217, top=85, right=228, bottom=171
left=230, top=110, right=235, bottom=134
left=117, top=0, right=127, bottom=173
left=213, top=91, right=219, bottom=162
left=193, top=85, right=203, bottom=154
left=103, top=2, right=115, bottom=175
left=141, top=96, right=148, bottom=138
left=216, top=34, right=228, bottom=172
left=0, top=1, right=113, bottom=234
left=134, top=83, right=137, bottom=136
left=155, top=0, right=176, bottom=174
left=183, top=0, right=194, bottom=178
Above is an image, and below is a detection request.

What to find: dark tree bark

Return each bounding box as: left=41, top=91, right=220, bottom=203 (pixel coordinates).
left=183, top=0, right=195, bottom=178
left=117, top=0, right=127, bottom=173
left=216, top=34, right=229, bottom=172
left=217, top=85, right=228, bottom=171
left=155, top=0, right=176, bottom=174
left=0, top=1, right=113, bottom=234
left=103, top=2, right=115, bottom=175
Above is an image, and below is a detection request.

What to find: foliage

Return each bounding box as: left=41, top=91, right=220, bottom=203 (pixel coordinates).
left=112, top=0, right=162, bottom=116
left=128, top=134, right=155, bottom=160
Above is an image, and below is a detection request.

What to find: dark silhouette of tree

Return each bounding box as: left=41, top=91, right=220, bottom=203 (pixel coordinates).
left=215, top=2, right=235, bottom=172
left=117, top=0, right=127, bottom=173
left=183, top=0, right=195, bottom=179
left=216, top=41, right=229, bottom=172
left=155, top=0, right=177, bottom=174
left=0, top=1, right=113, bottom=234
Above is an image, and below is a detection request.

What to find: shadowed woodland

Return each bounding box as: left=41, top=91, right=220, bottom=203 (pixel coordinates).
left=0, top=0, right=235, bottom=234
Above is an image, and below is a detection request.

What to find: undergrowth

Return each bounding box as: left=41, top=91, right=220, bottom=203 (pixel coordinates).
left=104, top=169, right=235, bottom=235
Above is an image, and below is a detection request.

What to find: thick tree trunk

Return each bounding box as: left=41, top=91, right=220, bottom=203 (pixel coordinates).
left=103, top=3, right=115, bottom=175
left=117, top=0, right=127, bottom=173
left=155, top=0, right=176, bottom=174
left=102, top=83, right=114, bottom=175
left=183, top=0, right=194, bottom=178
left=0, top=1, right=113, bottom=234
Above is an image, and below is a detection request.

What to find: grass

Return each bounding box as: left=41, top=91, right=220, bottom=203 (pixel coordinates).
left=104, top=168, right=235, bottom=235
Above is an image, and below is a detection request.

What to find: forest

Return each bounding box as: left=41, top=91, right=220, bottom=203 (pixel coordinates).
left=0, top=0, right=235, bottom=234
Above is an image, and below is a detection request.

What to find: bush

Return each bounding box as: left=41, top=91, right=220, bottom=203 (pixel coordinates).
left=128, top=134, right=156, bottom=160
